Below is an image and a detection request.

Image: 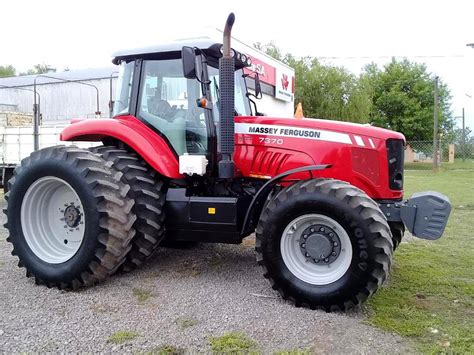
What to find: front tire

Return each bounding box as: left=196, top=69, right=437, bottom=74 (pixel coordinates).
left=256, top=178, right=393, bottom=311
left=4, top=146, right=136, bottom=289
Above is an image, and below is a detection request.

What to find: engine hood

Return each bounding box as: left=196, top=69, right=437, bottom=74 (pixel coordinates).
left=236, top=116, right=405, bottom=142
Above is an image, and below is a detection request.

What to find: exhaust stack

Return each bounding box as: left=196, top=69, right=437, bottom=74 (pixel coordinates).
left=218, top=13, right=236, bottom=179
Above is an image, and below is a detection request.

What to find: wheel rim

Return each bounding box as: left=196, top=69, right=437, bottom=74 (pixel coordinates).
left=20, top=176, right=85, bottom=264
left=280, top=214, right=353, bottom=285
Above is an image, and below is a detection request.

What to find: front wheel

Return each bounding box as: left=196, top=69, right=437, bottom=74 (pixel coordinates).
left=256, top=179, right=393, bottom=311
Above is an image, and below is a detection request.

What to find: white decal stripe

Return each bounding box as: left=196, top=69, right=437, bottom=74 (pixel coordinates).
left=369, top=138, right=375, bottom=148
left=354, top=136, right=365, bottom=146
left=235, top=123, right=352, bottom=145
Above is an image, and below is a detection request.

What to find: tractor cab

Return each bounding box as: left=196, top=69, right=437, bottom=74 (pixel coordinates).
left=111, top=39, right=253, bottom=162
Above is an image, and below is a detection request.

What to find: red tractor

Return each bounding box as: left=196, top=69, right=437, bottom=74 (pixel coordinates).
left=5, top=14, right=451, bottom=311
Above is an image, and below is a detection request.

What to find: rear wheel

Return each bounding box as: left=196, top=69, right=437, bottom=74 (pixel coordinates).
left=389, top=222, right=405, bottom=250
left=4, top=146, right=136, bottom=289
left=90, top=146, right=166, bottom=271
left=256, top=178, right=393, bottom=311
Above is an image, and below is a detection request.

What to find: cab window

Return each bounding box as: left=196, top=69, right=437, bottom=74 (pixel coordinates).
left=113, top=61, right=134, bottom=116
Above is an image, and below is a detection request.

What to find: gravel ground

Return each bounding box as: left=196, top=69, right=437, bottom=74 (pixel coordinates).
left=0, top=198, right=412, bottom=354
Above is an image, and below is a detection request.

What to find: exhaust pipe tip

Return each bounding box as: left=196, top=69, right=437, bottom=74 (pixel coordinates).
left=226, top=12, right=235, bottom=29
left=222, top=13, right=235, bottom=58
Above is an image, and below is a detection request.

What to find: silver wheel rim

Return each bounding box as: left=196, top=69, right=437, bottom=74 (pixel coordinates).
left=20, top=176, right=85, bottom=264
left=280, top=214, right=353, bottom=285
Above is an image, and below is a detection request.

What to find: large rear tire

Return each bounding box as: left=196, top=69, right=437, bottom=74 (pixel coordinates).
left=4, top=146, right=136, bottom=289
left=90, top=146, right=166, bottom=271
left=256, top=178, right=393, bottom=311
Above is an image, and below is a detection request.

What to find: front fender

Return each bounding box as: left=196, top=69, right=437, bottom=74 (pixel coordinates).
left=60, top=116, right=182, bottom=179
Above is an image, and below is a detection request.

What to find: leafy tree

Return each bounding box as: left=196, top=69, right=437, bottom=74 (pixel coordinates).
left=253, top=42, right=454, bottom=141
left=361, top=59, right=453, bottom=141
left=0, top=65, right=16, bottom=78
left=20, top=64, right=56, bottom=76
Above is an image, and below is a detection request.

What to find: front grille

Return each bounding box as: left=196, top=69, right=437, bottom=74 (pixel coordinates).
left=386, top=139, right=404, bottom=190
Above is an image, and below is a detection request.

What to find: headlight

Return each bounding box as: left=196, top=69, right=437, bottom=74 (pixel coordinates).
left=219, top=45, right=235, bottom=57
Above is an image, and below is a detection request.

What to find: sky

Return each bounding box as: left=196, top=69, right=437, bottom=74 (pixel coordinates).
left=1, top=0, right=473, bottom=129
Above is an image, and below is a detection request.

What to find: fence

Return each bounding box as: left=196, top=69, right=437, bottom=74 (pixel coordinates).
left=405, top=140, right=474, bottom=170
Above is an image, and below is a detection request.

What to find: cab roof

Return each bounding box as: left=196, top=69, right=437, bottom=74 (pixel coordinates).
left=112, top=37, right=217, bottom=64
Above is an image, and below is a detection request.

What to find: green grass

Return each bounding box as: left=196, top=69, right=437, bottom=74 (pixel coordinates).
left=405, top=159, right=474, bottom=171
left=107, top=330, right=140, bottom=344
left=132, top=287, right=154, bottom=304
left=367, top=169, right=474, bottom=353
left=209, top=332, right=258, bottom=353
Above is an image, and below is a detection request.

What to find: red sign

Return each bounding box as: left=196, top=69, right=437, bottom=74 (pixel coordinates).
left=243, top=55, right=276, bottom=86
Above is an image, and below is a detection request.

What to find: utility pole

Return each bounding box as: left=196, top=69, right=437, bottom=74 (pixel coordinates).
left=433, top=76, right=439, bottom=171
left=462, top=107, right=466, bottom=161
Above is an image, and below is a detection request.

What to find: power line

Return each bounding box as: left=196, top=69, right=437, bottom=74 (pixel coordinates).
left=315, top=54, right=465, bottom=60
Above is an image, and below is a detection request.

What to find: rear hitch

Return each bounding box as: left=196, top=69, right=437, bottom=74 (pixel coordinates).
left=378, top=191, right=451, bottom=240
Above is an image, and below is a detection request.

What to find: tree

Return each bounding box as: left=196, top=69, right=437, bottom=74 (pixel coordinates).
left=361, top=59, right=453, bottom=141
left=20, top=64, right=56, bottom=76
left=253, top=43, right=453, bottom=140
left=0, top=65, right=16, bottom=78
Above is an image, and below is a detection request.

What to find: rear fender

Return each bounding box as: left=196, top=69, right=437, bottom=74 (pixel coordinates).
left=60, top=116, right=182, bottom=179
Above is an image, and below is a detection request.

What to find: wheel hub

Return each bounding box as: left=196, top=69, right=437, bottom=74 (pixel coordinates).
left=300, top=224, right=341, bottom=264
left=63, top=204, right=81, bottom=228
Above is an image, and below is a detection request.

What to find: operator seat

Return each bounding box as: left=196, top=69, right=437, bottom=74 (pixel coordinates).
left=148, top=96, right=173, bottom=119
left=142, top=93, right=186, bottom=154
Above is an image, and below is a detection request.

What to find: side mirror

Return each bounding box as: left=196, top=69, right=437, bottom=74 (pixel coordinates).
left=182, top=46, right=197, bottom=79
left=254, top=73, right=263, bottom=98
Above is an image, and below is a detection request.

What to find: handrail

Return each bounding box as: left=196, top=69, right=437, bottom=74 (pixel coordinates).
left=32, top=74, right=101, bottom=150
left=0, top=84, right=41, bottom=108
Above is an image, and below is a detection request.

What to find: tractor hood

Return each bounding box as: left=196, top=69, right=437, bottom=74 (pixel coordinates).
left=234, top=115, right=406, bottom=200
left=235, top=116, right=405, bottom=143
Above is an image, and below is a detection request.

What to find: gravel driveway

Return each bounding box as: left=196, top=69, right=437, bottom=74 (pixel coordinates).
left=0, top=198, right=411, bottom=354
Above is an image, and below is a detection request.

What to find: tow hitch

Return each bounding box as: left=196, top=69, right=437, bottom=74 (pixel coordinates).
left=379, top=192, right=451, bottom=240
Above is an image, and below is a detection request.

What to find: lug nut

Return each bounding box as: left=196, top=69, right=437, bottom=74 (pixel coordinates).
left=310, top=228, right=315, bottom=233
left=329, top=233, right=334, bottom=237
left=334, top=242, right=338, bottom=247
left=303, top=234, right=308, bottom=239
left=324, top=258, right=329, bottom=263
left=314, top=259, right=319, bottom=263
left=305, top=253, right=310, bottom=257
left=332, top=252, right=337, bottom=256
left=320, top=227, right=325, bottom=232
left=301, top=244, right=306, bottom=248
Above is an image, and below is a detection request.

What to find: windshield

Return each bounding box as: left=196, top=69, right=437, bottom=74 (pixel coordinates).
left=113, top=61, right=134, bottom=116
left=207, top=66, right=251, bottom=122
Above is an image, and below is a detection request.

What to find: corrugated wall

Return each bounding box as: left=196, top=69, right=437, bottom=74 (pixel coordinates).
left=0, top=77, right=117, bottom=122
